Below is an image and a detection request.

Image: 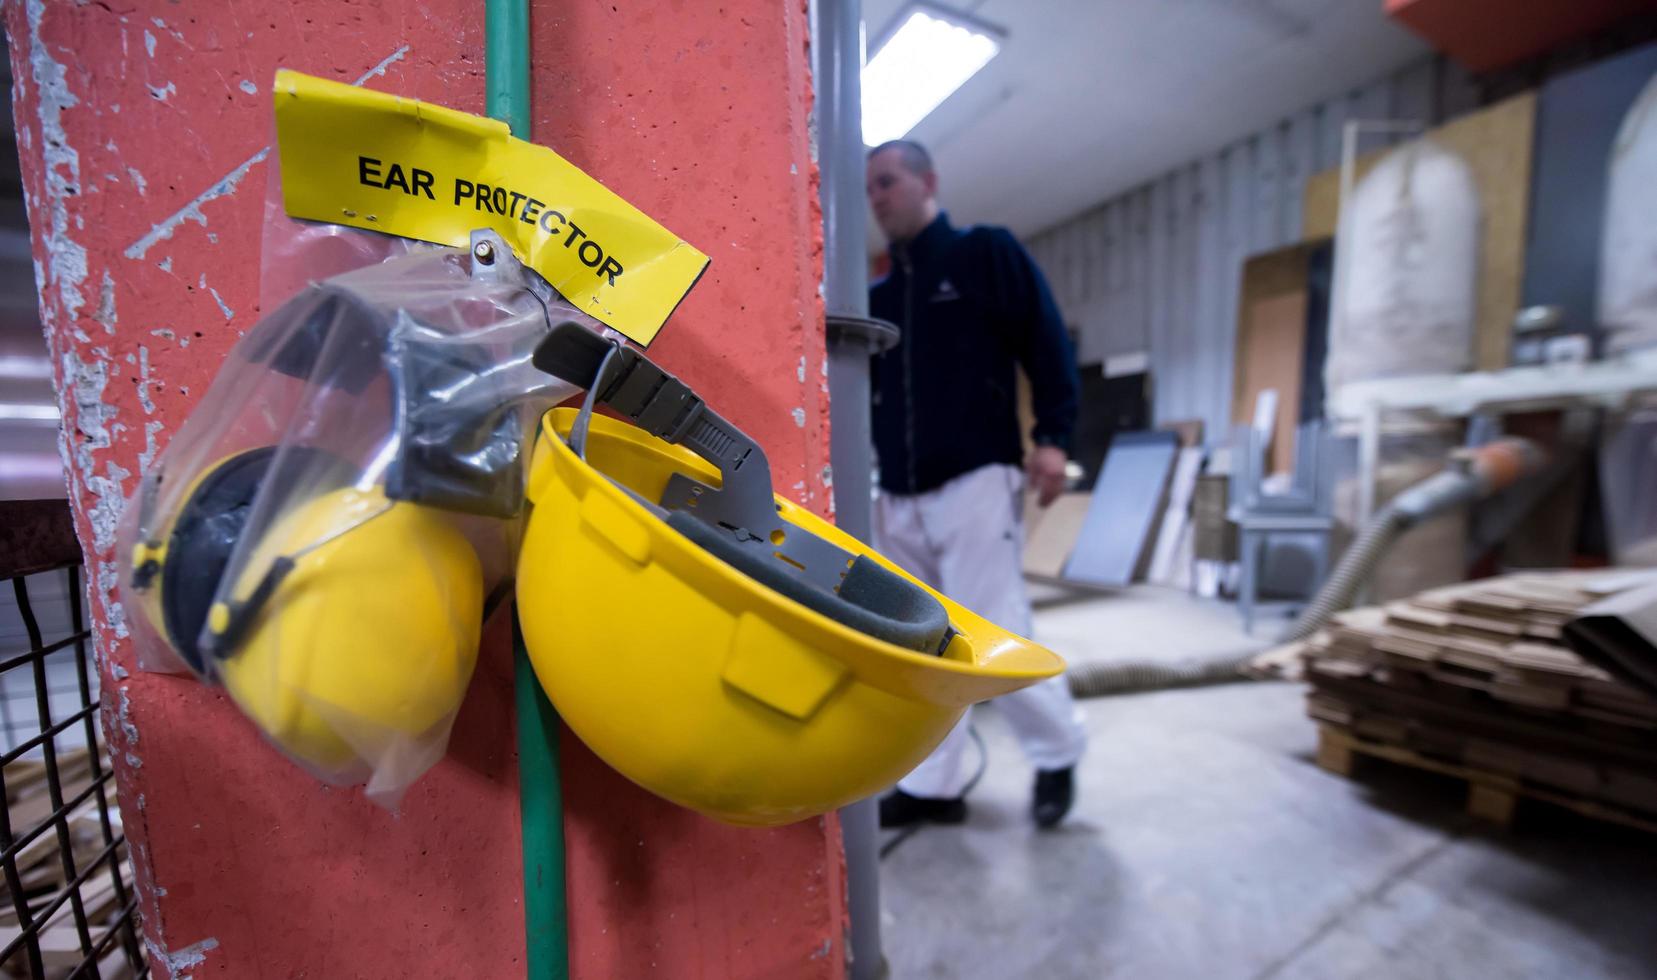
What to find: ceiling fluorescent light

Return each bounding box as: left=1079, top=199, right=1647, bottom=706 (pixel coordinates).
left=862, top=5, right=1000, bottom=146
left=0, top=403, right=60, bottom=422
left=0, top=355, right=53, bottom=381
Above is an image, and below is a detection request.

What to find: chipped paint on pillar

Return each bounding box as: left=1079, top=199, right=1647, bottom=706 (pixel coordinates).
left=792, top=0, right=834, bottom=520
left=3, top=1, right=512, bottom=975
left=121, top=148, right=269, bottom=260
left=145, top=937, right=219, bottom=980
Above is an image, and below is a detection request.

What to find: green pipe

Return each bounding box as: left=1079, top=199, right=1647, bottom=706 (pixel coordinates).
left=487, top=0, right=568, bottom=975
left=486, top=0, right=532, bottom=137
left=513, top=615, right=568, bottom=978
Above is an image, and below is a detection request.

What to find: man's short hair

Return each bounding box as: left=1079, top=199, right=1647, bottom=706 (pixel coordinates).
left=868, top=139, right=934, bottom=177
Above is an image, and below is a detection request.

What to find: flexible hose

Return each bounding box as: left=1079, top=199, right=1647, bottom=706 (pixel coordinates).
left=1066, top=503, right=1409, bottom=698
left=1064, top=503, right=1411, bottom=698
left=1283, top=505, right=1410, bottom=642
left=1066, top=438, right=1545, bottom=697
left=1281, top=437, right=1543, bottom=643
left=1066, top=651, right=1267, bottom=698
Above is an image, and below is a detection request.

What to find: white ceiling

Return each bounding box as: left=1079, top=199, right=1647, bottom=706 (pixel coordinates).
left=861, top=0, right=1428, bottom=238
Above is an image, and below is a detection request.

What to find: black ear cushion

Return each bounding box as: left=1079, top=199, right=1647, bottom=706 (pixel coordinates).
left=160, top=447, right=352, bottom=673
left=665, top=511, right=950, bottom=653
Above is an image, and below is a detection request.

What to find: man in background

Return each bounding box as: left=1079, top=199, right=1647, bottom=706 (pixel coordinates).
left=866, top=139, right=1087, bottom=829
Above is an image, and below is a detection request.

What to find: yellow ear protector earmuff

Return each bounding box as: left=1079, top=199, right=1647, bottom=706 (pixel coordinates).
left=209, top=482, right=483, bottom=774
left=126, top=445, right=485, bottom=777
left=515, top=322, right=1065, bottom=826
left=122, top=278, right=527, bottom=778
left=128, top=445, right=354, bottom=675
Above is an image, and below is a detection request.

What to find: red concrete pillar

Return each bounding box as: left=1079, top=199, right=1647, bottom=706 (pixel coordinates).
left=6, top=1, right=843, bottom=976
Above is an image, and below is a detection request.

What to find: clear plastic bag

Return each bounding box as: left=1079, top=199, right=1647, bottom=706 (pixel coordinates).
left=118, top=226, right=593, bottom=805
left=257, top=149, right=423, bottom=315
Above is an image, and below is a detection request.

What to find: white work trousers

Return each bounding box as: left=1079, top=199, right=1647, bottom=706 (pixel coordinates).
left=874, top=463, right=1087, bottom=799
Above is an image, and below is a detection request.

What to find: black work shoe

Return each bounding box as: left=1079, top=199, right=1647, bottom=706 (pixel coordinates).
left=879, top=789, right=967, bottom=828
left=1032, top=767, right=1074, bottom=829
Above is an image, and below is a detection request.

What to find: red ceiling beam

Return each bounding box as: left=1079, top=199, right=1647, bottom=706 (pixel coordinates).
left=1386, top=0, right=1654, bottom=72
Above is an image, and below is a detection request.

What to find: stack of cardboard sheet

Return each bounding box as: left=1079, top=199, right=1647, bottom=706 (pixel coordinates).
left=1299, top=570, right=1657, bottom=827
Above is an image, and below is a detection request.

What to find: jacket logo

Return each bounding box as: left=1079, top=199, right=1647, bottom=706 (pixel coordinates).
left=929, top=278, right=961, bottom=303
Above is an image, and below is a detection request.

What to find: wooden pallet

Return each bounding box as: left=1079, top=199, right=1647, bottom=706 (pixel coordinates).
left=1315, top=725, right=1657, bottom=835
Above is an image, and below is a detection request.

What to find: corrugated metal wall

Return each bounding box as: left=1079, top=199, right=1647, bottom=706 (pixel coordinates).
left=1026, top=55, right=1485, bottom=441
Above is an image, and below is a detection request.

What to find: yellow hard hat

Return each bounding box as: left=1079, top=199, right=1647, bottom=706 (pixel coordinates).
left=517, top=325, right=1064, bottom=826
left=127, top=449, right=483, bottom=778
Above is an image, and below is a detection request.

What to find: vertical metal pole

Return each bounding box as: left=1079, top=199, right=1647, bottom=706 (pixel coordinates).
left=812, top=1, right=898, bottom=977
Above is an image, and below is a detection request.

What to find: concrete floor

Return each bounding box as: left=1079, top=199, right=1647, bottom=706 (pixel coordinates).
left=878, top=586, right=1657, bottom=979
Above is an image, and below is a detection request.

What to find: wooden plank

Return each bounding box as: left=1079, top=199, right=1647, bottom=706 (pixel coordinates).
left=7, top=775, right=96, bottom=861
left=98, top=940, right=141, bottom=980
left=1374, top=634, right=1449, bottom=666
left=1230, top=242, right=1319, bottom=473
left=1489, top=682, right=1570, bottom=711
left=1147, top=447, right=1204, bottom=586
left=0, top=869, right=132, bottom=971
left=1316, top=726, right=1357, bottom=776
left=1504, top=641, right=1596, bottom=675
left=0, top=807, right=95, bottom=904
left=1023, top=493, right=1092, bottom=580
left=0, top=919, right=87, bottom=972
left=4, top=748, right=92, bottom=807
left=4, top=761, right=48, bottom=803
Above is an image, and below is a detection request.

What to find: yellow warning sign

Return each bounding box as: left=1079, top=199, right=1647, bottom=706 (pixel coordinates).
left=273, top=70, right=708, bottom=346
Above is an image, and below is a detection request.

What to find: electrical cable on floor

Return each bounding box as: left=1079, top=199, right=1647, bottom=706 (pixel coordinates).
left=878, top=723, right=987, bottom=861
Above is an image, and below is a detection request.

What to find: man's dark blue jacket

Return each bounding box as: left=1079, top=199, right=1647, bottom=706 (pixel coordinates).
left=869, top=212, right=1080, bottom=496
